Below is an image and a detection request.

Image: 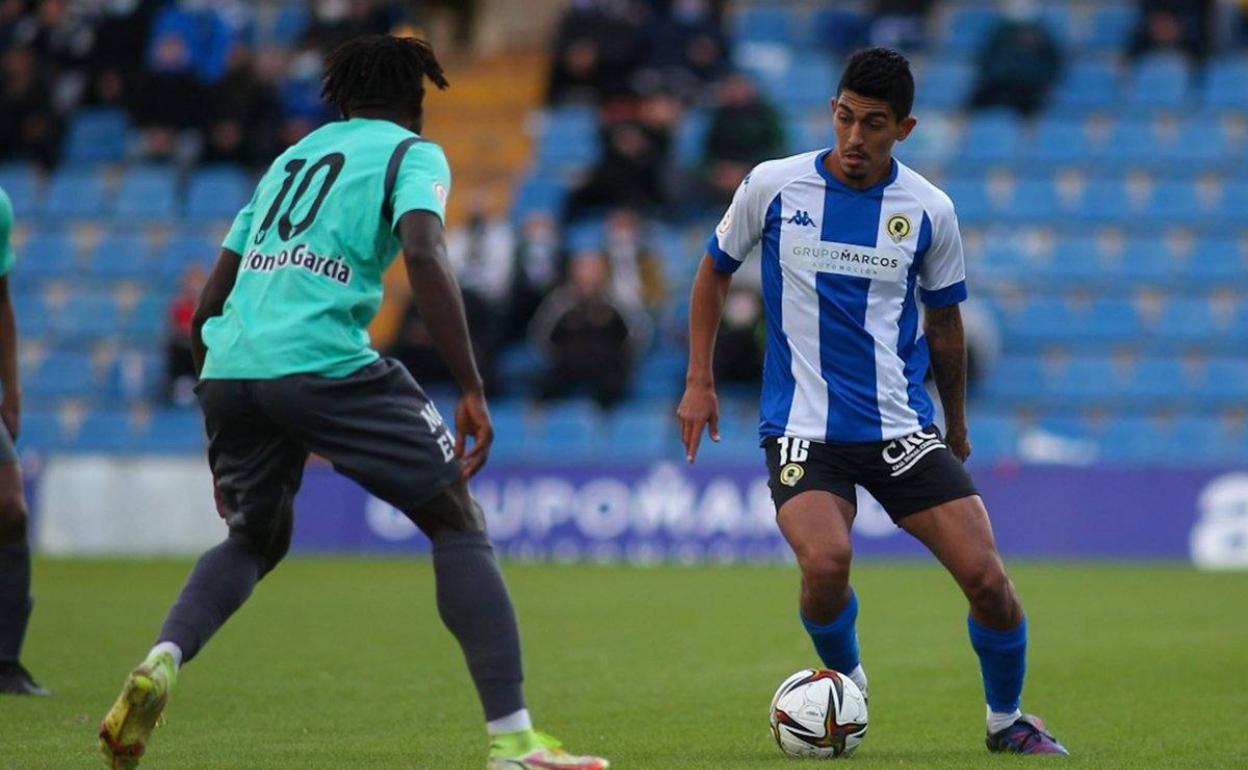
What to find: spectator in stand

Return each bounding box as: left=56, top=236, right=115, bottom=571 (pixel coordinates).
left=634, top=0, right=728, bottom=103
left=202, top=44, right=281, bottom=168
left=9, top=0, right=95, bottom=112
left=700, top=72, right=785, bottom=204
left=968, top=0, right=1062, bottom=117
left=86, top=0, right=163, bottom=113
left=545, top=0, right=645, bottom=105
left=166, top=265, right=206, bottom=406
left=601, top=208, right=666, bottom=311
left=712, top=287, right=764, bottom=390
left=0, top=46, right=61, bottom=169
left=304, top=0, right=398, bottom=54
left=564, top=92, right=679, bottom=221
left=510, top=211, right=564, bottom=338
left=1128, top=0, right=1215, bottom=63
left=445, top=192, right=516, bottom=392
left=868, top=0, right=934, bottom=51
left=278, top=44, right=334, bottom=146
left=530, top=249, right=652, bottom=408
left=133, top=14, right=206, bottom=159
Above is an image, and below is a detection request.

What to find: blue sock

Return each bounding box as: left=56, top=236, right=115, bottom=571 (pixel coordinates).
left=801, top=589, right=860, bottom=674
left=967, top=615, right=1027, bottom=713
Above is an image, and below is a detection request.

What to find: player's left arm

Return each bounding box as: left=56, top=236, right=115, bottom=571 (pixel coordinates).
left=918, top=195, right=971, bottom=461
left=924, top=305, right=970, bottom=461
left=190, top=249, right=242, bottom=377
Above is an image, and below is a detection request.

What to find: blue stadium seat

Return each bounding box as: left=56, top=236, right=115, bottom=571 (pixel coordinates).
left=912, top=61, right=973, bottom=109
left=186, top=166, right=251, bottom=220
left=0, top=163, right=41, bottom=219
left=942, top=178, right=992, bottom=226
left=980, top=356, right=1047, bottom=402
left=730, top=5, right=795, bottom=45
left=1097, top=120, right=1156, bottom=169
left=968, top=414, right=1017, bottom=460
left=88, top=234, right=155, bottom=280
left=158, top=233, right=218, bottom=284
left=1146, top=180, right=1209, bottom=224
left=12, top=293, right=54, bottom=338
left=1181, top=238, right=1242, bottom=284
left=61, top=108, right=130, bottom=166
left=1121, top=357, right=1189, bottom=407
left=75, top=410, right=133, bottom=452
left=1150, top=298, right=1213, bottom=346
left=1203, top=56, right=1248, bottom=110
left=1217, top=181, right=1248, bottom=226
left=136, top=409, right=206, bottom=452
left=1121, top=236, right=1177, bottom=284
left=1024, top=117, right=1092, bottom=167
left=57, top=295, right=122, bottom=343
left=777, top=55, right=838, bottom=111
left=1201, top=359, right=1248, bottom=405
left=1076, top=178, right=1134, bottom=225
left=25, top=352, right=96, bottom=399
left=18, top=411, right=67, bottom=451
left=1170, top=117, right=1229, bottom=168
left=511, top=173, right=567, bottom=222
left=534, top=400, right=600, bottom=455
left=1097, top=417, right=1168, bottom=464
left=958, top=111, right=1023, bottom=165
left=1085, top=4, right=1137, bottom=50
left=43, top=170, right=107, bottom=219
left=536, top=106, right=599, bottom=173
left=673, top=108, right=710, bottom=168
left=1166, top=417, right=1238, bottom=464
left=17, top=232, right=79, bottom=279
left=970, top=241, right=1029, bottom=282
left=1077, top=298, right=1143, bottom=345
left=1052, top=59, right=1119, bottom=109
left=942, top=5, right=999, bottom=54
left=805, top=8, right=869, bottom=52
left=1126, top=53, right=1191, bottom=110
left=123, top=294, right=171, bottom=343
left=1049, top=356, right=1118, bottom=405
left=634, top=352, right=684, bottom=400
left=1010, top=179, right=1061, bottom=222
left=1041, top=236, right=1109, bottom=285
left=604, top=403, right=670, bottom=459
left=114, top=165, right=178, bottom=220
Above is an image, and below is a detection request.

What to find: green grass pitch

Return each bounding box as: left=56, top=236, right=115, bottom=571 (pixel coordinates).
left=2, top=559, right=1246, bottom=769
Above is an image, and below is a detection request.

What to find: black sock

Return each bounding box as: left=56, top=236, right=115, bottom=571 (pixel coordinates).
left=0, top=541, right=31, bottom=664
left=433, top=531, right=526, bottom=721
left=157, top=533, right=267, bottom=664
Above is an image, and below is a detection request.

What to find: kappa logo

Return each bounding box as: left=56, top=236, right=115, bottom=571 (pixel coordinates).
left=788, top=210, right=817, bottom=228
left=881, top=428, right=945, bottom=477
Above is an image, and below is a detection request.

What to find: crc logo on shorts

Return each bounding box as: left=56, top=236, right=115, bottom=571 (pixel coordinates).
left=882, top=429, right=944, bottom=477
left=780, top=463, right=805, bottom=487
left=886, top=213, right=912, bottom=243
left=776, top=437, right=811, bottom=487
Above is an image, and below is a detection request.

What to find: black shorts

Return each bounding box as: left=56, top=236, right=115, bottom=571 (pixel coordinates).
left=196, top=358, right=461, bottom=533
left=763, top=426, right=978, bottom=524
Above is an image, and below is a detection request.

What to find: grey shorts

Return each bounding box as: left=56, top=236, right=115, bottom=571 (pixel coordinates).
left=196, top=358, right=461, bottom=533
left=0, top=424, right=15, bottom=465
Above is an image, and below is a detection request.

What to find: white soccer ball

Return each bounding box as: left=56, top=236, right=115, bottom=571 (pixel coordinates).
left=769, top=668, right=868, bottom=758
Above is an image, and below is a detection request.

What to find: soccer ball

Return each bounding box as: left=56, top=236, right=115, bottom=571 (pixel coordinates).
left=769, top=669, right=868, bottom=758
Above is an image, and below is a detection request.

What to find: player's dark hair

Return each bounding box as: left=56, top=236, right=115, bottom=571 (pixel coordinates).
left=836, top=47, right=914, bottom=119
left=321, top=34, right=449, bottom=119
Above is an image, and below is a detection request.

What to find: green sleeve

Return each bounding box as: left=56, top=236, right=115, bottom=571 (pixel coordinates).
left=0, top=188, right=15, bottom=278
left=390, top=141, right=452, bottom=230
left=222, top=187, right=259, bottom=255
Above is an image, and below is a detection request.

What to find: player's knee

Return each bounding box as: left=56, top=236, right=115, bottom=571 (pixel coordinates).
left=963, top=562, right=1015, bottom=619
left=226, top=506, right=293, bottom=576
left=405, top=481, right=486, bottom=540
left=0, top=491, right=28, bottom=544
left=795, top=541, right=852, bottom=589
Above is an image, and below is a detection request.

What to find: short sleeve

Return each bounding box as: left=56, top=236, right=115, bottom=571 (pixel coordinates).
left=705, top=170, right=766, bottom=274
left=0, top=188, right=14, bottom=278
left=918, top=198, right=967, bottom=307
left=222, top=186, right=259, bottom=255
left=390, top=141, right=451, bottom=230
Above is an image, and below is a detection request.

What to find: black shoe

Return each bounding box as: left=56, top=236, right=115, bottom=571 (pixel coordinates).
left=0, top=661, right=50, bottom=695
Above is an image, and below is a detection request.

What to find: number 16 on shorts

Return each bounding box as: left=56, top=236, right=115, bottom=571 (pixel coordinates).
left=777, top=437, right=811, bottom=465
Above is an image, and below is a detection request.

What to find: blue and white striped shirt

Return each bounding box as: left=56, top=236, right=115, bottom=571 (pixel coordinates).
left=707, top=151, right=967, bottom=444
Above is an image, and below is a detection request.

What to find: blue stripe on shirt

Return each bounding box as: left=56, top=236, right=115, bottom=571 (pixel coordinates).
left=706, top=233, right=742, bottom=273
left=901, top=212, right=935, bottom=424
left=920, top=280, right=968, bottom=307
left=758, top=194, right=793, bottom=438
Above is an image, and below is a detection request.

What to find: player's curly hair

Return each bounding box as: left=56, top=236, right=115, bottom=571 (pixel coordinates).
left=837, top=47, right=914, bottom=119
left=321, top=34, right=449, bottom=118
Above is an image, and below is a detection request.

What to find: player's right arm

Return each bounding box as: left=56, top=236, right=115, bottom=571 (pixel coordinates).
left=678, top=168, right=767, bottom=463
left=190, top=248, right=242, bottom=377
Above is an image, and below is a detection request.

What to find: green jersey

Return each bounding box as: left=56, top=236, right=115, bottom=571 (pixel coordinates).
left=0, top=186, right=16, bottom=278
left=202, top=118, right=451, bottom=379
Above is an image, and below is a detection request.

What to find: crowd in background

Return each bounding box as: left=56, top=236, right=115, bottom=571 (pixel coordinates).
left=4, top=0, right=1248, bottom=411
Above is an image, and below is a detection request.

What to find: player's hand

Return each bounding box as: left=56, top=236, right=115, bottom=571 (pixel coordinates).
left=454, top=389, right=493, bottom=480
left=945, top=424, right=971, bottom=462
left=0, top=396, right=19, bottom=440
left=677, top=381, right=720, bottom=464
